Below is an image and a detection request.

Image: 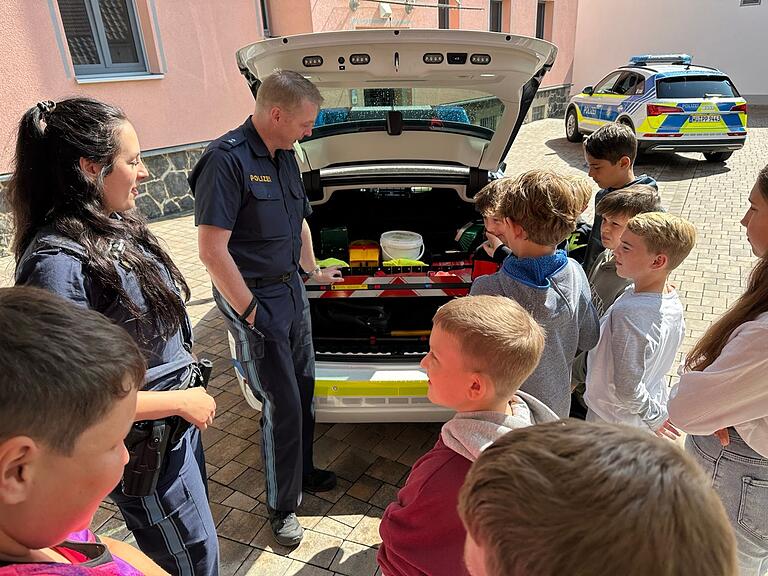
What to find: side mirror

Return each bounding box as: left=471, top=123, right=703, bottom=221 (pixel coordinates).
left=583, top=85, right=594, bottom=96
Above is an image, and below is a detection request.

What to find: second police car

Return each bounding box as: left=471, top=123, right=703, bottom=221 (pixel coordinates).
left=566, top=54, right=747, bottom=162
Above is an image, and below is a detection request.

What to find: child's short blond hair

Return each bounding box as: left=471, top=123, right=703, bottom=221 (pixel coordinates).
left=495, top=169, right=583, bottom=246
left=432, top=295, right=545, bottom=400
left=568, top=175, right=594, bottom=214
left=458, top=420, right=737, bottom=576
left=625, top=212, right=696, bottom=271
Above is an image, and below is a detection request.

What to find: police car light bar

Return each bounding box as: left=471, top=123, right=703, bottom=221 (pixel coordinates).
left=629, top=54, right=692, bottom=66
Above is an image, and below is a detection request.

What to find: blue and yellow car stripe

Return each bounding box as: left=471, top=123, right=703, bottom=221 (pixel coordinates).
left=636, top=99, right=747, bottom=136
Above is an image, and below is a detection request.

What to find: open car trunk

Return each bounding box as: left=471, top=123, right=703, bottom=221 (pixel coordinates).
left=233, top=29, right=557, bottom=421
left=307, top=183, right=478, bottom=360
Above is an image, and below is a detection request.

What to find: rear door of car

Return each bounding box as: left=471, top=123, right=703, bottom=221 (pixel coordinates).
left=650, top=73, right=747, bottom=136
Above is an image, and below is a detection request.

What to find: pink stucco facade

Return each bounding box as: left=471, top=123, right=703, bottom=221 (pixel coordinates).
left=0, top=0, right=262, bottom=173
left=0, top=0, right=576, bottom=174
left=305, top=0, right=576, bottom=88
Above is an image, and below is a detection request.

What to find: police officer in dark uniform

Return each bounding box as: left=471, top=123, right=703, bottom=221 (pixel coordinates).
left=190, top=70, right=342, bottom=547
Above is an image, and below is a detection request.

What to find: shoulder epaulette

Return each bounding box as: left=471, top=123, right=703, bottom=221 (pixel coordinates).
left=213, top=127, right=247, bottom=150
left=33, top=233, right=88, bottom=258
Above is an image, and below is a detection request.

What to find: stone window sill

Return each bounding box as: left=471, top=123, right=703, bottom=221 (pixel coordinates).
left=75, top=73, right=165, bottom=85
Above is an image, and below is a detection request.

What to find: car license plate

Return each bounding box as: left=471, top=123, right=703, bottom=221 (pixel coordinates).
left=690, top=114, right=721, bottom=123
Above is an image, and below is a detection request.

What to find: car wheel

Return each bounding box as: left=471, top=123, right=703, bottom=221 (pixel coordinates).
left=618, top=118, right=635, bottom=133
left=565, top=108, right=583, bottom=142
left=703, top=151, right=733, bottom=163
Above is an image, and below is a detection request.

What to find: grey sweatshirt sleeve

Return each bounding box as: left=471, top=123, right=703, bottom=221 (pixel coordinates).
left=609, top=309, right=667, bottom=430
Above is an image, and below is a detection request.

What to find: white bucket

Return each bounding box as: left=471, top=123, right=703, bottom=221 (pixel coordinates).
left=380, top=230, right=425, bottom=261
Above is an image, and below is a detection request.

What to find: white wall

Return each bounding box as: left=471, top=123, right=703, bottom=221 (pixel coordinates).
left=573, top=0, right=768, bottom=104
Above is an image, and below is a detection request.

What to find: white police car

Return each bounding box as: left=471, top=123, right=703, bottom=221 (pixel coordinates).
left=565, top=54, right=747, bottom=162
left=231, top=30, right=557, bottom=422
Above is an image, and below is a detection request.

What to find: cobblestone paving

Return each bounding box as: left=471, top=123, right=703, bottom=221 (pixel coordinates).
left=1, top=109, right=766, bottom=575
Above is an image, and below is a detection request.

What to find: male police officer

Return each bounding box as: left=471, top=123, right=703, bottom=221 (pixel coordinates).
left=190, top=70, right=342, bottom=547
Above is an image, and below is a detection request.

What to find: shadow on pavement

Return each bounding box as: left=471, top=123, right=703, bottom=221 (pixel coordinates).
left=544, top=136, right=734, bottom=183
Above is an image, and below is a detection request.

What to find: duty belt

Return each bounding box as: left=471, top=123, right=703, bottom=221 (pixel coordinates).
left=245, top=272, right=293, bottom=288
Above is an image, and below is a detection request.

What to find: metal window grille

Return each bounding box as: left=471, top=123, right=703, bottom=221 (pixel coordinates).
left=58, top=0, right=147, bottom=76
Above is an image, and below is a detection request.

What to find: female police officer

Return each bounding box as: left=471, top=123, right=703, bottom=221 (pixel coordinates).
left=8, top=97, right=219, bottom=576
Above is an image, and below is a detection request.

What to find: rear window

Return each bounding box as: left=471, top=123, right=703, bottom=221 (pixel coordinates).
left=309, top=87, right=504, bottom=141
left=656, top=75, right=739, bottom=99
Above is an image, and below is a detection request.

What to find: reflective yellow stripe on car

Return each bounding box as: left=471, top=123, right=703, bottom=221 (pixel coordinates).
left=316, top=379, right=429, bottom=397
left=637, top=100, right=747, bottom=135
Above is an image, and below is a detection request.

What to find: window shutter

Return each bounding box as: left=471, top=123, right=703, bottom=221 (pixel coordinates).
left=58, top=0, right=101, bottom=65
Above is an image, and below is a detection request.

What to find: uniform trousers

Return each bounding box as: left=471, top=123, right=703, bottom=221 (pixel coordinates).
left=110, top=427, right=219, bottom=576
left=213, top=273, right=316, bottom=512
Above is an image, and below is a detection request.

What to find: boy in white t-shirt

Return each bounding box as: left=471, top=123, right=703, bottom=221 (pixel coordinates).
left=584, top=212, right=696, bottom=437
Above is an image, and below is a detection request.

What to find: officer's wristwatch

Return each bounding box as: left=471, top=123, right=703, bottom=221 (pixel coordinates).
left=309, top=266, right=321, bottom=277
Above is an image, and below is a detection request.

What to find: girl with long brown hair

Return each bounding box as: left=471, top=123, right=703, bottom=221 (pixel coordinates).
left=669, top=164, right=768, bottom=575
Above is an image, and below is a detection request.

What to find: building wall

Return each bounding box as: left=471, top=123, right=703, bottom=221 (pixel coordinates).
left=304, top=0, right=575, bottom=88
left=0, top=0, right=577, bottom=254
left=572, top=0, right=768, bottom=103
left=0, top=0, right=262, bottom=174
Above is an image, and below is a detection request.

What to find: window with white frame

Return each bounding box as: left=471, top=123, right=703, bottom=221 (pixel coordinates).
left=57, top=0, right=147, bottom=76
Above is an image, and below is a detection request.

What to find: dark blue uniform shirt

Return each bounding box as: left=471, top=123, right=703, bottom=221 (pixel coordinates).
left=189, top=117, right=312, bottom=278
left=15, top=230, right=195, bottom=390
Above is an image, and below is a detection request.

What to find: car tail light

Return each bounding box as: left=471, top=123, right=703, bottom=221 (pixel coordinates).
left=730, top=103, right=748, bottom=113
left=647, top=104, right=684, bottom=116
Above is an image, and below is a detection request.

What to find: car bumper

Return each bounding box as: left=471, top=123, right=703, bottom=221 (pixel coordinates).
left=228, top=332, right=453, bottom=423
left=639, top=136, right=746, bottom=153
left=313, top=360, right=454, bottom=423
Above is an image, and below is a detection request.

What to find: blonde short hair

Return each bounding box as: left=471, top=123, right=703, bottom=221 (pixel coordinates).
left=495, top=169, right=583, bottom=246
left=432, top=295, right=545, bottom=400
left=255, top=69, right=323, bottom=112
left=568, top=174, right=594, bottom=214
left=625, top=212, right=696, bottom=271
left=458, top=420, right=738, bottom=576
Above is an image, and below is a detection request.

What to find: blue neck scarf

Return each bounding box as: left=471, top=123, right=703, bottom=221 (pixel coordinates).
left=501, top=249, right=569, bottom=289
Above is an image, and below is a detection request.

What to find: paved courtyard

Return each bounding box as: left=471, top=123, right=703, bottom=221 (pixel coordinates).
left=0, top=109, right=765, bottom=575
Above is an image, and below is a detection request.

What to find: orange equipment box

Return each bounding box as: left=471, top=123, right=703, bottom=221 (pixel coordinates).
left=349, top=240, right=380, bottom=268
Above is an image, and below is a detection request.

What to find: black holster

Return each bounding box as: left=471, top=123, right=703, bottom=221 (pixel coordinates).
left=121, top=358, right=213, bottom=497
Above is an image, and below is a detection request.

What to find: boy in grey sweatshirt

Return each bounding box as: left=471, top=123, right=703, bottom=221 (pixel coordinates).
left=472, top=170, right=600, bottom=417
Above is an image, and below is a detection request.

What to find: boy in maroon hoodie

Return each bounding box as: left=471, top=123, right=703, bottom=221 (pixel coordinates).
left=377, top=295, right=557, bottom=576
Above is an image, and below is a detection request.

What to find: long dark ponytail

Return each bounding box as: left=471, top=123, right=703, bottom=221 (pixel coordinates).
left=8, top=97, right=190, bottom=338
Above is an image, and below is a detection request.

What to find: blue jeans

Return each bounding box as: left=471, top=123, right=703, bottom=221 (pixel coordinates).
left=687, top=431, right=768, bottom=575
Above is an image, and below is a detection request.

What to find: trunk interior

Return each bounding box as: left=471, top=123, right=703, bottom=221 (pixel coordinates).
left=308, top=185, right=480, bottom=360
